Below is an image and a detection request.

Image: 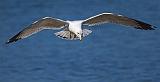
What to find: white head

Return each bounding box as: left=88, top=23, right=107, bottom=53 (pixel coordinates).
left=67, top=20, right=84, bottom=41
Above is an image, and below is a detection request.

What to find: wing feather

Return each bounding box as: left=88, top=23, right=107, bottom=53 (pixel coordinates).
left=82, top=13, right=156, bottom=30
left=6, top=17, right=68, bottom=44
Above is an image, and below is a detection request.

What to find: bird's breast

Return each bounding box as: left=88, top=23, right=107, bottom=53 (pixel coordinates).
left=68, top=20, right=83, bottom=33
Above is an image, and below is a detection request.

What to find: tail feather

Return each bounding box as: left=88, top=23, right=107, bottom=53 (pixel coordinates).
left=82, top=29, right=92, bottom=37
left=55, top=30, right=79, bottom=40
left=55, top=29, right=92, bottom=40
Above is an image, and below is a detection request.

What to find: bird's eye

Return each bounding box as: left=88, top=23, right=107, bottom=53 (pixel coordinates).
left=77, top=33, right=79, bottom=34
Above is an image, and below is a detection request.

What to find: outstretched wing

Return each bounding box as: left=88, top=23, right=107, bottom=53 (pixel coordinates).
left=6, top=17, right=69, bottom=44
left=82, top=13, right=156, bottom=30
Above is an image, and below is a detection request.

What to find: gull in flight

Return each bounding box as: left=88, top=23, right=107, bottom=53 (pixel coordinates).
left=6, top=13, right=156, bottom=44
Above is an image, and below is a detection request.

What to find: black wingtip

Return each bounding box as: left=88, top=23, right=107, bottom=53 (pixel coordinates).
left=139, top=23, right=157, bottom=30
left=143, top=25, right=156, bottom=30
left=5, top=38, right=19, bottom=44
left=145, top=25, right=157, bottom=30
left=6, top=32, right=22, bottom=44
left=132, top=19, right=157, bottom=30
left=141, top=23, right=156, bottom=30
left=5, top=41, right=10, bottom=44
left=5, top=40, right=16, bottom=44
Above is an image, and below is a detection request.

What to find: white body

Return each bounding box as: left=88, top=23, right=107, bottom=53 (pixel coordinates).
left=67, top=20, right=83, bottom=33
left=54, top=20, right=92, bottom=40
left=67, top=20, right=84, bottom=40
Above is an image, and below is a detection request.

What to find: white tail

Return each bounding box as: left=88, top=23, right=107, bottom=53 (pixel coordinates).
left=82, top=29, right=92, bottom=37
left=54, top=29, right=92, bottom=40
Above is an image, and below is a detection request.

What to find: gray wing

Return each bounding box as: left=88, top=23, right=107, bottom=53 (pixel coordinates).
left=6, top=17, right=68, bottom=44
left=82, top=13, right=156, bottom=30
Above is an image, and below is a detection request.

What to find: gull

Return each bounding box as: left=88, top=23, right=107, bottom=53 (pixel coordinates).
left=6, top=13, right=156, bottom=44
